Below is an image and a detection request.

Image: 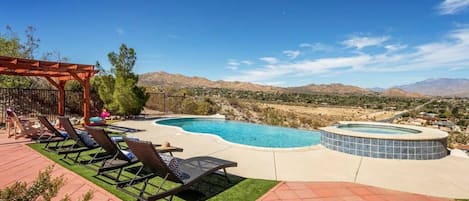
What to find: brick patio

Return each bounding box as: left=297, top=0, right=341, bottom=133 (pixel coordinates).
left=0, top=131, right=120, bottom=201
left=258, top=181, right=451, bottom=201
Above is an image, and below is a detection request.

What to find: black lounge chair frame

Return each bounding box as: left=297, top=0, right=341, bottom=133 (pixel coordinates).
left=85, top=126, right=139, bottom=181
left=85, top=126, right=184, bottom=182
left=118, top=138, right=237, bottom=201
left=37, top=115, right=69, bottom=149
left=54, top=116, right=100, bottom=163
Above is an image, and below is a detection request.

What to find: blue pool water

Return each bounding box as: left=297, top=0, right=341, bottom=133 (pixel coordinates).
left=157, top=118, right=321, bottom=148
left=337, top=124, right=420, bottom=135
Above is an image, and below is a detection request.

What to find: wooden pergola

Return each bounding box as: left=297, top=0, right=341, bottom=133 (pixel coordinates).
left=0, top=56, right=97, bottom=124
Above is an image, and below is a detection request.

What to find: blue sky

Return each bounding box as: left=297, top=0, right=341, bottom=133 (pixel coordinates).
left=1, top=0, right=469, bottom=88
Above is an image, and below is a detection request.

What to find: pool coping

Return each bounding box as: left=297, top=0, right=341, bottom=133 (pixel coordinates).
left=153, top=116, right=323, bottom=151
left=320, top=121, right=448, bottom=140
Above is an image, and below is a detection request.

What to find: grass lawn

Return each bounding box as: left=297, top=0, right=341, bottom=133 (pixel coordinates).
left=29, top=142, right=278, bottom=201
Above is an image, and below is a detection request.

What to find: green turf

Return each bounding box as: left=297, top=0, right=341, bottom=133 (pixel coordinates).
left=28, top=142, right=278, bottom=201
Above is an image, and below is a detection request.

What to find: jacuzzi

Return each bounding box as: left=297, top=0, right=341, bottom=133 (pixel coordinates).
left=319, top=121, right=448, bottom=160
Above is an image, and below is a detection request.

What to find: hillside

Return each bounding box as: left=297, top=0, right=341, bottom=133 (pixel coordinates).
left=289, top=83, right=375, bottom=95
left=139, top=71, right=376, bottom=95
left=139, top=72, right=283, bottom=92
left=396, top=78, right=469, bottom=97
left=381, top=88, right=425, bottom=98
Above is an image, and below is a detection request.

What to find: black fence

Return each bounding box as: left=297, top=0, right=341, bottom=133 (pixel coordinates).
left=145, top=92, right=186, bottom=114
left=0, top=88, right=102, bottom=123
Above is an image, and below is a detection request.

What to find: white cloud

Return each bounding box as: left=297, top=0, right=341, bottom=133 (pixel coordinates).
left=241, top=60, right=253, bottom=65
left=225, top=28, right=469, bottom=84
left=299, top=43, right=312, bottom=48
left=227, top=65, right=238, bottom=70
left=342, top=36, right=389, bottom=49
left=259, top=57, right=279, bottom=64
left=384, top=44, right=407, bottom=52
left=283, top=50, right=300, bottom=59
left=227, top=59, right=240, bottom=66
left=299, top=42, right=334, bottom=52
left=116, top=28, right=125, bottom=35
left=226, top=59, right=240, bottom=70
left=437, top=0, right=469, bottom=15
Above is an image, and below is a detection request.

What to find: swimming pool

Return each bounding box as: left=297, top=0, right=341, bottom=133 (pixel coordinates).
left=156, top=118, right=321, bottom=148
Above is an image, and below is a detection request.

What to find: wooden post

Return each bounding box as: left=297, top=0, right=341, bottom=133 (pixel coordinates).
left=83, top=77, right=91, bottom=125
left=70, top=73, right=91, bottom=125
left=45, top=77, right=66, bottom=117
left=58, top=80, right=66, bottom=116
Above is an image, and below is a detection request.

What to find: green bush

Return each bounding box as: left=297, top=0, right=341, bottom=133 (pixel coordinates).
left=0, top=166, right=93, bottom=201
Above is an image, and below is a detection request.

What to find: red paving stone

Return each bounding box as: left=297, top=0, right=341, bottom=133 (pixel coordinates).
left=0, top=132, right=120, bottom=201
left=257, top=181, right=452, bottom=201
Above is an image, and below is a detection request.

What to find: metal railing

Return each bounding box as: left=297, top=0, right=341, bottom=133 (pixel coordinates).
left=145, top=92, right=186, bottom=114
left=0, top=88, right=102, bottom=123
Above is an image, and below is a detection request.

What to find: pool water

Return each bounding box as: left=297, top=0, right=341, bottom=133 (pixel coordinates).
left=337, top=124, right=420, bottom=135
left=157, top=118, right=321, bottom=148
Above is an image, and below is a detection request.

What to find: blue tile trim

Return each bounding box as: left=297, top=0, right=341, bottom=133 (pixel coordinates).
left=320, top=131, right=447, bottom=160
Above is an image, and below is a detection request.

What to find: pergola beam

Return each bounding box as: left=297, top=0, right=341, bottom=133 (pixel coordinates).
left=0, top=55, right=96, bottom=125
left=0, top=61, right=93, bottom=73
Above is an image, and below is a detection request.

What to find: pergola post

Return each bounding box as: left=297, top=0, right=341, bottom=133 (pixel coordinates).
left=83, top=77, right=91, bottom=125
left=71, top=72, right=92, bottom=125
left=45, top=77, right=66, bottom=117
left=58, top=81, right=66, bottom=116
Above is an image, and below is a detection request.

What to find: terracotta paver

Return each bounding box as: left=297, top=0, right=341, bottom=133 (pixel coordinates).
left=0, top=132, right=120, bottom=201
left=257, top=182, right=452, bottom=201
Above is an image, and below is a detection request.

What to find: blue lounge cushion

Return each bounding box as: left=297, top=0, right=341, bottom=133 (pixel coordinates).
left=59, top=131, right=69, bottom=138
left=77, top=132, right=97, bottom=148
left=120, top=150, right=134, bottom=160
left=75, top=129, right=88, bottom=135
left=111, top=136, right=139, bottom=142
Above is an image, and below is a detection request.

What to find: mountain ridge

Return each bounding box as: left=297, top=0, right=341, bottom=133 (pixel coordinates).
left=395, top=78, right=469, bottom=97
left=139, top=71, right=424, bottom=97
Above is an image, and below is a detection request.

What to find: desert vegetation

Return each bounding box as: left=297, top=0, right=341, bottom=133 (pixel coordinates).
left=144, top=87, right=428, bottom=129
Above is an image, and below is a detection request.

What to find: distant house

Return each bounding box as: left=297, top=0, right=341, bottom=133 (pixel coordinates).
left=451, top=125, right=462, bottom=132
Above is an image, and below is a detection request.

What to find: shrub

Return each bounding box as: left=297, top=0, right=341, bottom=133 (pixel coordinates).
left=0, top=165, right=93, bottom=201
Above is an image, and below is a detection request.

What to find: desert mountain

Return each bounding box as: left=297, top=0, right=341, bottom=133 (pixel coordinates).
left=139, top=71, right=379, bottom=95
left=396, top=78, right=469, bottom=97
left=381, top=88, right=425, bottom=98
left=139, top=71, right=283, bottom=92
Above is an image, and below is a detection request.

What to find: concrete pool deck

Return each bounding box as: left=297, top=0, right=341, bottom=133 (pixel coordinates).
left=115, top=119, right=469, bottom=199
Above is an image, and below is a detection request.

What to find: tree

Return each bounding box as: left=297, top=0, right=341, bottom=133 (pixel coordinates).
left=0, top=26, right=66, bottom=88
left=96, top=44, right=148, bottom=116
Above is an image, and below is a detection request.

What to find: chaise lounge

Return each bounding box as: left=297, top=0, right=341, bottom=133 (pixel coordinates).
left=37, top=115, right=69, bottom=148
left=85, top=126, right=183, bottom=181
left=118, top=138, right=237, bottom=201
left=54, top=116, right=100, bottom=163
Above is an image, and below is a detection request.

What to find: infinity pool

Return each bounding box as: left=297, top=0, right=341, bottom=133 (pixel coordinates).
left=157, top=118, right=321, bottom=148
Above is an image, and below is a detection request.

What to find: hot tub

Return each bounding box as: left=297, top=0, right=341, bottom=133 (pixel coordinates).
left=320, top=121, right=448, bottom=160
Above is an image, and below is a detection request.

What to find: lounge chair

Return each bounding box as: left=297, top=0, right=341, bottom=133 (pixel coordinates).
left=85, top=126, right=183, bottom=181
left=9, top=115, right=40, bottom=139
left=55, top=116, right=100, bottom=163
left=118, top=138, right=237, bottom=201
left=37, top=116, right=69, bottom=148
